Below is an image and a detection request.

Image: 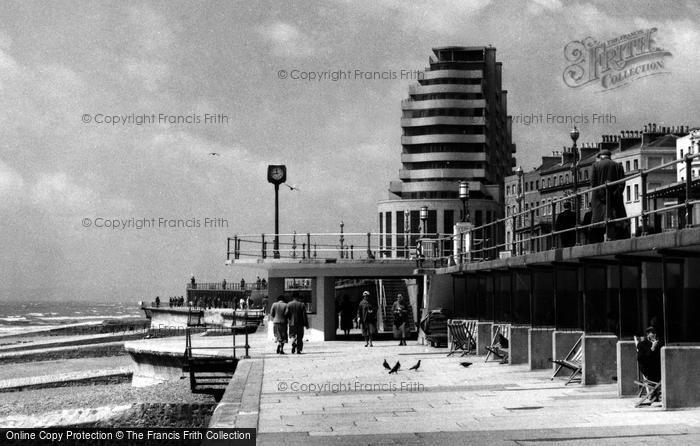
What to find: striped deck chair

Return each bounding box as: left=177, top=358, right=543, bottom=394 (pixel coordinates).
left=484, top=324, right=510, bottom=363
left=447, top=321, right=476, bottom=357
left=551, top=335, right=583, bottom=385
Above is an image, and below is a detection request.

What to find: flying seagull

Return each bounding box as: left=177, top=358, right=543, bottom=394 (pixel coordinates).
left=409, top=360, right=421, bottom=371
left=383, top=359, right=391, bottom=370
left=208, top=152, right=220, bottom=156
left=389, top=361, right=401, bottom=374
left=283, top=183, right=299, bottom=191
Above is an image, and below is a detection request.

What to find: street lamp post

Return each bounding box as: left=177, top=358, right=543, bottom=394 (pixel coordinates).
left=420, top=206, right=428, bottom=238
left=515, top=166, right=523, bottom=255
left=570, top=126, right=580, bottom=243
left=459, top=180, right=470, bottom=222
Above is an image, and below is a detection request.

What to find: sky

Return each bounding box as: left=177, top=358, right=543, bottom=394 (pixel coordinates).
left=1, top=0, right=699, bottom=302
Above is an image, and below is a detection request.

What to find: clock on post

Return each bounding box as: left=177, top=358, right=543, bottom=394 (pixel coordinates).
left=267, top=165, right=287, bottom=185
left=267, top=164, right=287, bottom=259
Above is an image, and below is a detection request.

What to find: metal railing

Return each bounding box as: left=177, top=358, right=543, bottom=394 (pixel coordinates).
left=228, top=231, right=444, bottom=261
left=226, top=154, right=699, bottom=266
left=186, top=282, right=266, bottom=291
left=466, top=153, right=700, bottom=262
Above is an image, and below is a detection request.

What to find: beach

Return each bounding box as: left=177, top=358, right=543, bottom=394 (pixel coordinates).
left=0, top=302, right=218, bottom=428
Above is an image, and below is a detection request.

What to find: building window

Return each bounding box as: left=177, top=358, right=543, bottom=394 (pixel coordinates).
left=536, top=180, right=539, bottom=189
left=680, top=149, right=684, bottom=159
left=634, top=184, right=639, bottom=201
left=444, top=209, right=454, bottom=234
left=625, top=161, right=630, bottom=171
left=385, top=212, right=392, bottom=250
left=530, top=181, right=534, bottom=190
left=379, top=213, right=384, bottom=251
left=548, top=178, right=551, bottom=187
left=524, top=182, right=528, bottom=192
left=565, top=174, right=569, bottom=183
left=584, top=170, right=589, bottom=180
left=633, top=159, right=639, bottom=170
left=626, top=185, right=631, bottom=202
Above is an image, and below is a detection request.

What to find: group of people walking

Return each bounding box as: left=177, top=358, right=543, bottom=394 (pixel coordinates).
left=352, top=291, right=411, bottom=347
left=269, top=294, right=309, bottom=355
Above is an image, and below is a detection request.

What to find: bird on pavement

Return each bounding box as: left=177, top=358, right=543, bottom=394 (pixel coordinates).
left=389, top=361, right=401, bottom=374
left=460, top=362, right=472, bottom=368
left=409, top=360, right=421, bottom=371
left=383, top=359, right=391, bottom=370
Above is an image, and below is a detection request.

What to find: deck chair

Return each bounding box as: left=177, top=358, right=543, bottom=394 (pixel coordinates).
left=634, top=376, right=661, bottom=407
left=447, top=321, right=476, bottom=357
left=484, top=324, right=510, bottom=363
left=551, top=335, right=583, bottom=385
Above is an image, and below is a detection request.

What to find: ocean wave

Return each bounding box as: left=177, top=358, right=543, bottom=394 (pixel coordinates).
left=25, top=312, right=45, bottom=317
left=0, top=316, right=28, bottom=322
left=38, top=314, right=140, bottom=321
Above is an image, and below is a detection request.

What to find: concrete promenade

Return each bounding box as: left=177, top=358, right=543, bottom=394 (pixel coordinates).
left=168, top=331, right=700, bottom=445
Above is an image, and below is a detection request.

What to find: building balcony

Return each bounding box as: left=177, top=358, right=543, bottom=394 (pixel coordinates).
left=420, top=69, right=482, bottom=80
left=401, top=134, right=487, bottom=145
left=399, top=168, right=486, bottom=180
left=400, top=152, right=487, bottom=163
left=399, top=180, right=484, bottom=193
left=401, top=99, right=486, bottom=110
left=408, top=83, right=482, bottom=95
left=400, top=116, right=485, bottom=127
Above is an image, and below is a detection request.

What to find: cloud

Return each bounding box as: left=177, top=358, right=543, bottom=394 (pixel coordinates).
left=31, top=172, right=97, bottom=213
left=259, top=21, right=316, bottom=58
left=334, top=0, right=492, bottom=35
left=527, top=0, right=563, bottom=15
left=0, top=160, right=24, bottom=201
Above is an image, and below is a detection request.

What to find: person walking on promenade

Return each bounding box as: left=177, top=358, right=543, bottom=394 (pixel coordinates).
left=590, top=149, right=626, bottom=242
left=554, top=201, right=577, bottom=247
left=357, top=291, right=377, bottom=347
left=392, top=293, right=410, bottom=346
left=339, top=294, right=354, bottom=336
left=221, top=278, right=227, bottom=290
left=286, top=293, right=309, bottom=354
left=240, top=277, right=246, bottom=290
left=190, top=275, right=196, bottom=289
left=270, top=295, right=288, bottom=354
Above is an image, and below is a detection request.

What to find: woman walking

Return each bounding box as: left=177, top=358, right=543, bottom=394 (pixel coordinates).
left=392, top=293, right=409, bottom=346
left=339, top=294, right=354, bottom=336
left=357, top=291, right=376, bottom=347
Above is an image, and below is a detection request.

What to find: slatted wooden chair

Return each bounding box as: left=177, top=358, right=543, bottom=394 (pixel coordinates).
left=484, top=324, right=510, bottom=363
left=551, top=335, right=583, bottom=385
left=447, top=320, right=476, bottom=356
left=634, top=376, right=661, bottom=407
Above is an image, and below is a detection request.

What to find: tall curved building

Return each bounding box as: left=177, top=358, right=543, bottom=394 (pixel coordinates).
left=378, top=46, right=515, bottom=257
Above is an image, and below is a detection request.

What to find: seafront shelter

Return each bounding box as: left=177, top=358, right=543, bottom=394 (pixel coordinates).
left=430, top=226, right=700, bottom=409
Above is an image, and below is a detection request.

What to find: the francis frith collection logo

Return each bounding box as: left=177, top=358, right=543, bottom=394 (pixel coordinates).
left=563, top=28, right=672, bottom=91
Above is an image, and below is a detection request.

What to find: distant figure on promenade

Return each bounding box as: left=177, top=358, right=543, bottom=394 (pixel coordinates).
left=391, top=294, right=409, bottom=346
left=238, top=298, right=247, bottom=310
left=286, top=293, right=309, bottom=354
left=261, top=278, right=267, bottom=289
left=262, top=296, right=269, bottom=315
left=590, top=149, right=626, bottom=242
left=357, top=291, right=376, bottom=347
left=270, top=295, right=288, bottom=354
left=636, top=326, right=663, bottom=383
left=155, top=296, right=160, bottom=307
left=554, top=201, right=577, bottom=247
left=240, top=278, right=246, bottom=290
left=222, top=278, right=227, bottom=290
left=339, top=294, right=354, bottom=336
left=256, top=276, right=262, bottom=290
left=190, top=275, right=196, bottom=289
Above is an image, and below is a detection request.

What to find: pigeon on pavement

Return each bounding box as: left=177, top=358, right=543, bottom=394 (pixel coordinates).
left=409, top=360, right=421, bottom=371
left=383, top=359, right=391, bottom=370
left=389, top=361, right=401, bottom=374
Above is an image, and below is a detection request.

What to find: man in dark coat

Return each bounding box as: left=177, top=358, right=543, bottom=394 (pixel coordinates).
left=285, top=293, right=309, bottom=354
left=589, top=150, right=626, bottom=242
left=636, top=326, right=663, bottom=382
left=554, top=201, right=577, bottom=247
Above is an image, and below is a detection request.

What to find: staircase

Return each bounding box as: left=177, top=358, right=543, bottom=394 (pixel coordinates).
left=380, top=279, right=416, bottom=333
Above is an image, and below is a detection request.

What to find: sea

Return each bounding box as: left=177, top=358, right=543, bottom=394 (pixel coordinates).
left=0, top=301, right=145, bottom=335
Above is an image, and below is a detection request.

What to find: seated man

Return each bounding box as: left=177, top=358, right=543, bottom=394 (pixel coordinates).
left=635, top=326, right=663, bottom=406
left=636, top=327, right=662, bottom=383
